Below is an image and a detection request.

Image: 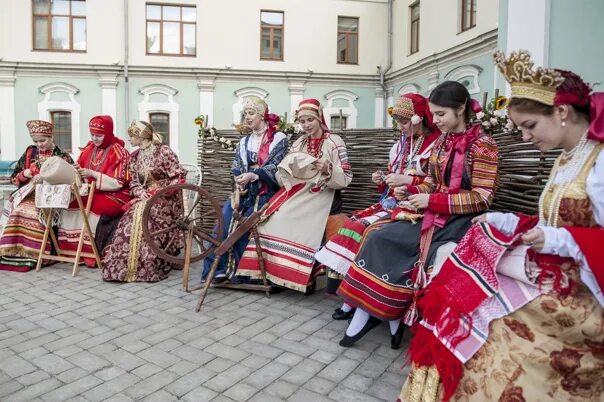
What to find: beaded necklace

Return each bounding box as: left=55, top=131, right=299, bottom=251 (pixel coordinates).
left=88, top=146, right=110, bottom=170
left=538, top=130, right=594, bottom=227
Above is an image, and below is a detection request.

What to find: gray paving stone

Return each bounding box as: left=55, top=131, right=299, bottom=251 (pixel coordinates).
left=181, top=386, right=218, bottom=402
left=366, top=380, right=401, bottom=401
left=141, top=389, right=178, bottom=402
left=165, top=366, right=217, bottom=397
left=82, top=373, right=140, bottom=402
left=0, top=380, right=24, bottom=400
left=40, top=375, right=102, bottom=402
left=341, top=373, right=373, bottom=392
left=21, top=347, right=49, bottom=360
left=205, top=364, right=253, bottom=393
left=248, top=391, right=286, bottom=402
left=166, top=360, right=198, bottom=376
left=287, top=388, right=333, bottom=402
left=33, top=353, right=75, bottom=374
left=131, top=363, right=162, bottom=379
left=280, top=359, right=325, bottom=386
left=302, top=377, right=336, bottom=395
left=243, top=361, right=290, bottom=389
left=0, top=355, right=37, bottom=377
left=318, top=357, right=360, bottom=383
left=16, top=370, right=51, bottom=386
left=264, top=380, right=298, bottom=399
left=136, top=348, right=180, bottom=368
left=56, top=367, right=89, bottom=383
left=272, top=339, right=315, bottom=357
left=204, top=342, right=250, bottom=362
left=355, top=355, right=392, bottom=379
left=124, top=371, right=178, bottom=400
left=104, top=349, right=146, bottom=371
left=67, top=350, right=111, bottom=372
left=328, top=386, right=384, bottom=402
left=102, top=393, right=133, bottom=402
left=94, top=366, right=127, bottom=381
left=223, top=382, right=260, bottom=402
left=276, top=352, right=304, bottom=367
left=172, top=344, right=216, bottom=365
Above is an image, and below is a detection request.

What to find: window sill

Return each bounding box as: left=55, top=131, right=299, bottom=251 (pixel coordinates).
left=146, top=53, right=197, bottom=57
left=458, top=26, right=476, bottom=34
left=260, top=58, right=284, bottom=62
left=32, top=49, right=87, bottom=53
left=337, top=61, right=359, bottom=65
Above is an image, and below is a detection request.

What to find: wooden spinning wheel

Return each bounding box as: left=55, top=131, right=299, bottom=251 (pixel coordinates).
left=142, top=183, right=224, bottom=291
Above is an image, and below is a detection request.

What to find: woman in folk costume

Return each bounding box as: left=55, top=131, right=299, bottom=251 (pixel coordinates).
left=201, top=96, right=288, bottom=283
left=57, top=115, right=131, bottom=266
left=337, top=81, right=499, bottom=349
left=238, top=98, right=353, bottom=293
left=315, top=93, right=440, bottom=321
left=399, top=50, right=604, bottom=402
left=0, top=120, right=73, bottom=272
left=102, top=121, right=186, bottom=282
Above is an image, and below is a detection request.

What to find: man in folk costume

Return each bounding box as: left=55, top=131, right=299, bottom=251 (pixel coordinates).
left=57, top=115, right=131, bottom=266
left=201, top=96, right=288, bottom=283
left=0, top=120, right=73, bottom=271
left=237, top=98, right=353, bottom=293
left=315, top=93, right=440, bottom=324
left=400, top=50, right=604, bottom=402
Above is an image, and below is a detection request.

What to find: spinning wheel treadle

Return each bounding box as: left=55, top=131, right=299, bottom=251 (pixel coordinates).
left=141, top=183, right=224, bottom=266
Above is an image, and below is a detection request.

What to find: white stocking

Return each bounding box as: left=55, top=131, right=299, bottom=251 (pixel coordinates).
left=341, top=303, right=353, bottom=313
left=389, top=319, right=401, bottom=335
left=346, top=308, right=370, bottom=336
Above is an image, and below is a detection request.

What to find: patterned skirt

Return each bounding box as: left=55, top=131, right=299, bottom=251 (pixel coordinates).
left=0, top=195, right=50, bottom=272
left=102, top=198, right=183, bottom=282
left=337, top=214, right=475, bottom=320
left=398, top=284, right=604, bottom=401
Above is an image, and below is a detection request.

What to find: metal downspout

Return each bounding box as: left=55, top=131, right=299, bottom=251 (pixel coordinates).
left=380, top=0, right=393, bottom=127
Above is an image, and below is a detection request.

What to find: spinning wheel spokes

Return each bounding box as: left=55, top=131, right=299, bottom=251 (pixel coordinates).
left=142, top=183, right=224, bottom=265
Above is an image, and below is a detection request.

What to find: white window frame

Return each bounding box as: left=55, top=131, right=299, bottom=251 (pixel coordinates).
left=38, top=82, right=81, bottom=157
left=444, top=65, right=483, bottom=95
left=138, top=84, right=179, bottom=154
left=233, top=87, right=269, bottom=125
left=323, top=90, right=359, bottom=129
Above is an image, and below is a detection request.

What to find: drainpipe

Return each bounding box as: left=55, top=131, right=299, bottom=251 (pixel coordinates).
left=123, top=0, right=129, bottom=133
left=380, top=0, right=393, bottom=127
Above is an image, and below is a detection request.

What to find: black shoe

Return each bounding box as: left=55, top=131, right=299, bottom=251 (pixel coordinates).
left=332, top=308, right=355, bottom=320
left=339, top=316, right=381, bottom=347
left=390, top=323, right=406, bottom=350
left=212, top=274, right=227, bottom=284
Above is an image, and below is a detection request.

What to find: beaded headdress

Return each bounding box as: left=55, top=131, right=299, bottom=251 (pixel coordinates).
left=128, top=120, right=153, bottom=140
left=241, top=96, right=268, bottom=116
left=26, top=120, right=53, bottom=138
left=493, top=49, right=565, bottom=106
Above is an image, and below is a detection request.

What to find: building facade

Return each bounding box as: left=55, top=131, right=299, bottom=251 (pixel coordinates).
left=0, top=0, right=602, bottom=165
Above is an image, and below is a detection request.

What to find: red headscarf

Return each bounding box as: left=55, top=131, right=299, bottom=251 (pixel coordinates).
left=398, top=93, right=439, bottom=133
left=296, top=98, right=329, bottom=131
left=88, top=115, right=125, bottom=149
left=553, top=70, right=604, bottom=143
left=258, top=108, right=281, bottom=166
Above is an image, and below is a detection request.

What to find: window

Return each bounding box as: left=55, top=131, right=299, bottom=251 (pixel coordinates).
left=32, top=0, right=86, bottom=51
left=146, top=4, right=196, bottom=56
left=409, top=3, right=420, bottom=54
left=260, top=11, right=284, bottom=60
left=330, top=115, right=348, bottom=130
left=149, top=113, right=170, bottom=145
left=337, top=17, right=358, bottom=64
left=51, top=111, right=72, bottom=152
left=460, top=0, right=477, bottom=32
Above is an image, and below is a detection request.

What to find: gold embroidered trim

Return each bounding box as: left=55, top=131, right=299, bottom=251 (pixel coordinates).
left=125, top=201, right=146, bottom=282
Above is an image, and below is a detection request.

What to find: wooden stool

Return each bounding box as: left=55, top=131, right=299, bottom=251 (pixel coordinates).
left=36, top=182, right=102, bottom=276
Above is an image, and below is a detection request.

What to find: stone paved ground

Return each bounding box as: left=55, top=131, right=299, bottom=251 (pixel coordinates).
left=0, top=264, right=410, bottom=401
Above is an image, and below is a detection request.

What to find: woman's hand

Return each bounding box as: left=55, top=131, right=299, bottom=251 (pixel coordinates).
left=23, top=169, right=33, bottom=179
left=521, top=228, right=545, bottom=252
left=471, top=214, right=488, bottom=224
left=313, top=159, right=331, bottom=174
left=385, top=173, right=411, bottom=188
left=77, top=168, right=98, bottom=179
left=408, top=193, right=430, bottom=209
left=372, top=170, right=385, bottom=185
left=234, top=172, right=259, bottom=188
left=393, top=185, right=408, bottom=200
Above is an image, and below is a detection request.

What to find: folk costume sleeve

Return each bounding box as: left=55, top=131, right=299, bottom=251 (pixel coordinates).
left=128, top=151, right=146, bottom=199
left=428, top=135, right=499, bottom=215
left=250, top=134, right=288, bottom=189
left=160, top=145, right=187, bottom=186
left=10, top=146, right=34, bottom=186
left=94, top=144, right=130, bottom=192
left=324, top=134, right=353, bottom=190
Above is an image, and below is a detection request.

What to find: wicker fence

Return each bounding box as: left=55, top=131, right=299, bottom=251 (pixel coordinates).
left=196, top=128, right=561, bottom=216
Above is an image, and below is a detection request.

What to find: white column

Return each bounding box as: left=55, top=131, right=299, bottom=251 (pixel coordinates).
left=374, top=86, right=385, bottom=128
left=386, top=88, right=395, bottom=128
left=288, top=82, right=305, bottom=122
left=506, top=0, right=550, bottom=66
left=505, top=0, right=551, bottom=96
left=99, top=78, right=118, bottom=126
left=0, top=75, right=16, bottom=160
left=197, top=80, right=215, bottom=127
